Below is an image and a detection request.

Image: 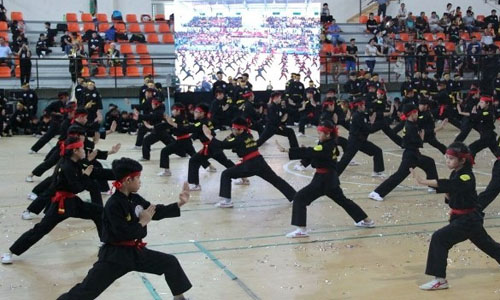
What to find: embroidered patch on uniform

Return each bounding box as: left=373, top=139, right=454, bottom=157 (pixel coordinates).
left=126, top=214, right=131, bottom=221
left=460, top=174, right=471, bottom=181
left=227, top=137, right=235, bottom=142
left=483, top=112, right=489, bottom=116
left=313, top=145, right=323, bottom=151
left=194, top=122, right=201, bottom=127
left=418, top=116, right=423, bottom=119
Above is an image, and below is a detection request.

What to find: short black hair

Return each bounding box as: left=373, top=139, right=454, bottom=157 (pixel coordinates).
left=112, top=157, right=143, bottom=180
left=44, top=22, right=51, bottom=26
left=231, top=116, right=247, bottom=127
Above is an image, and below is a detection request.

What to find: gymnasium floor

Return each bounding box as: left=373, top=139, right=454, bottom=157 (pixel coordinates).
left=1, top=124, right=499, bottom=300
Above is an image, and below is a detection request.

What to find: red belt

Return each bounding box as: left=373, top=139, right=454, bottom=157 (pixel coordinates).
left=438, top=104, right=446, bottom=117
left=238, top=150, right=260, bottom=164
left=176, top=134, right=191, bottom=140
left=450, top=208, right=476, bottom=216
left=315, top=168, right=330, bottom=174
left=307, top=112, right=314, bottom=118
left=110, top=239, right=147, bottom=250
left=199, top=141, right=211, bottom=155
left=51, top=191, right=76, bottom=214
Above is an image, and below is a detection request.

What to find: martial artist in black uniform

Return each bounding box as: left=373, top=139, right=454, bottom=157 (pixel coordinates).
left=56, top=158, right=192, bottom=300
left=418, top=98, right=448, bottom=154
left=140, top=99, right=174, bottom=161
left=370, top=89, right=402, bottom=146
left=369, top=104, right=438, bottom=201
left=411, top=142, right=500, bottom=290
left=467, top=96, right=500, bottom=157
left=278, top=120, right=375, bottom=238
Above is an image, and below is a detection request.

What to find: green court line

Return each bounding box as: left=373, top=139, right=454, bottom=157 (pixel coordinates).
left=193, top=241, right=261, bottom=300
left=148, top=216, right=500, bottom=248
left=139, top=273, right=163, bottom=300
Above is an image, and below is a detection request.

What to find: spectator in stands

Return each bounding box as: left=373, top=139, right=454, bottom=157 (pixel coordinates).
left=327, top=19, right=344, bottom=46
left=462, top=10, right=477, bottom=33
left=416, top=42, right=429, bottom=73
left=44, top=22, right=56, bottom=47
left=481, top=25, right=495, bottom=46
left=455, top=6, right=463, bottom=18
left=321, top=3, right=332, bottom=23
left=0, top=37, right=14, bottom=76
left=35, top=34, right=51, bottom=58
left=448, top=22, right=460, bottom=44
left=415, top=12, right=429, bottom=39
left=68, top=43, right=86, bottom=83
left=376, top=0, right=388, bottom=18
left=404, top=35, right=416, bottom=77
left=433, top=38, right=447, bottom=79
left=429, top=12, right=443, bottom=33
left=10, top=20, right=23, bottom=42
left=453, top=39, right=466, bottom=76
left=439, top=14, right=451, bottom=34
left=11, top=33, right=28, bottom=53
left=17, top=42, right=32, bottom=86
left=397, top=3, right=407, bottom=30
left=345, top=38, right=358, bottom=73
left=485, top=10, right=499, bottom=33
left=365, top=38, right=382, bottom=74
left=0, top=4, right=7, bottom=22
left=453, top=15, right=464, bottom=31
left=405, top=12, right=416, bottom=33
left=445, top=3, right=455, bottom=17
left=88, top=31, right=103, bottom=57
left=106, top=42, right=121, bottom=68
left=366, top=13, right=378, bottom=34
left=467, top=36, right=482, bottom=80
left=331, top=43, right=344, bottom=81
left=60, top=31, right=72, bottom=54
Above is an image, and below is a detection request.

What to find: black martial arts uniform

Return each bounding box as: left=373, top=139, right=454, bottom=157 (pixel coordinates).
left=257, top=101, right=298, bottom=148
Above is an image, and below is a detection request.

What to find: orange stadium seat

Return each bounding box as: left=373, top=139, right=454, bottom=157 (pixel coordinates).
left=95, top=66, right=107, bottom=77
left=395, top=42, right=405, bottom=52
left=66, top=13, right=78, bottom=22
left=120, top=44, right=133, bottom=55
left=374, top=16, right=381, bottom=23
left=423, top=33, right=434, bottom=42
left=115, top=23, right=126, bottom=33
left=83, top=22, right=95, bottom=32
left=96, top=13, right=108, bottom=23
left=124, top=55, right=137, bottom=65
left=0, top=66, right=11, bottom=77
left=128, top=23, right=141, bottom=33
left=126, top=66, right=141, bottom=77
left=476, top=15, right=485, bottom=22
left=98, top=23, right=110, bottom=32
left=143, top=65, right=156, bottom=76
left=147, top=33, right=160, bottom=43
left=67, top=22, right=80, bottom=33
left=11, top=12, right=23, bottom=21
left=103, top=43, right=111, bottom=53
left=81, top=13, right=93, bottom=22
left=436, top=32, right=447, bottom=41
left=158, top=23, right=170, bottom=33
left=445, top=42, right=455, bottom=52
left=82, top=67, right=90, bottom=77
left=0, top=22, right=8, bottom=31
left=399, top=33, right=409, bottom=42
left=162, top=33, right=174, bottom=44
left=471, top=32, right=482, bottom=40
left=126, top=14, right=138, bottom=23
left=15, top=66, right=20, bottom=77
left=136, top=44, right=149, bottom=54
left=143, top=23, right=156, bottom=33
left=321, top=43, right=334, bottom=53
left=460, top=32, right=470, bottom=40
left=359, top=15, right=368, bottom=24
left=495, top=41, right=500, bottom=48
left=155, top=14, right=166, bottom=21
left=139, top=55, right=152, bottom=65
left=0, top=32, right=8, bottom=41
left=109, top=66, right=124, bottom=77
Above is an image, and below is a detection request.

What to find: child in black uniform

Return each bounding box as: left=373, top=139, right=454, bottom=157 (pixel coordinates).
left=57, top=158, right=192, bottom=299
left=369, top=104, right=438, bottom=201
left=277, top=120, right=375, bottom=238
left=2, top=137, right=103, bottom=264
left=411, top=142, right=500, bottom=290
left=203, top=117, right=296, bottom=208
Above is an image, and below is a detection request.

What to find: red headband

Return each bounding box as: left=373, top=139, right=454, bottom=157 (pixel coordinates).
left=152, top=99, right=161, bottom=106
left=322, top=101, right=334, bottom=107
left=446, top=149, right=475, bottom=165
left=317, top=125, right=338, bottom=135
left=377, top=89, right=385, bottom=95
left=194, top=107, right=207, bottom=113
left=112, top=171, right=142, bottom=189
left=60, top=140, right=84, bottom=156
left=232, top=123, right=247, bottom=130
left=400, top=109, right=419, bottom=121
left=172, top=105, right=184, bottom=111
left=349, top=101, right=365, bottom=109
left=242, top=91, right=254, bottom=98
left=480, top=96, right=493, bottom=102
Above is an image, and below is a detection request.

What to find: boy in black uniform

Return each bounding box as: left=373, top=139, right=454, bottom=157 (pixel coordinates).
left=204, top=117, right=296, bottom=208
left=433, top=38, right=447, bottom=79
left=212, top=71, right=227, bottom=95
left=241, top=91, right=264, bottom=135
left=1, top=137, right=103, bottom=264
left=56, top=158, right=192, bottom=300
left=418, top=98, right=448, bottom=154
left=344, top=72, right=362, bottom=98
left=159, top=103, right=211, bottom=176
left=370, top=89, right=402, bottom=146
left=257, top=92, right=299, bottom=148
left=336, top=98, right=385, bottom=177
left=478, top=149, right=500, bottom=211
left=21, top=83, right=38, bottom=117
left=297, top=90, right=319, bottom=136
left=29, top=91, right=69, bottom=154
left=209, top=89, right=233, bottom=130
left=140, top=99, right=174, bottom=161
left=277, top=120, right=375, bottom=238
left=466, top=96, right=500, bottom=157
left=74, top=77, right=87, bottom=105
left=369, top=104, right=438, bottom=201
left=455, top=88, right=480, bottom=142
left=187, top=104, right=233, bottom=191
left=133, top=87, right=157, bottom=148
left=411, top=142, right=500, bottom=290
left=82, top=81, right=103, bottom=134
left=433, top=81, right=460, bottom=129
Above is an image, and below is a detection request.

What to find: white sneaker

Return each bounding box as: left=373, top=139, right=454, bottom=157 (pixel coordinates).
left=215, top=199, right=234, bottom=208
left=369, top=191, right=384, bottom=201
left=28, top=150, right=36, bottom=154
left=419, top=278, right=449, bottom=290
left=355, top=219, right=375, bottom=228
left=297, top=132, right=305, bottom=137
left=286, top=228, right=309, bottom=238
left=293, top=164, right=306, bottom=171
left=27, top=192, right=37, bottom=201
left=207, top=165, right=217, bottom=172
left=157, top=169, right=172, bottom=176
left=130, top=145, right=141, bottom=150
left=1, top=253, right=12, bottom=264
left=371, top=172, right=386, bottom=178
left=25, top=175, right=33, bottom=183
left=189, top=184, right=201, bottom=191
left=348, top=160, right=360, bottom=166
left=129, top=131, right=138, bottom=136
left=21, top=210, right=33, bottom=220
left=234, top=178, right=250, bottom=185
left=427, top=187, right=436, bottom=193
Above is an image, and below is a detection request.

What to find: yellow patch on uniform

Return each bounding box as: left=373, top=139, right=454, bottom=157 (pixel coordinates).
left=227, top=137, right=235, bottom=142
left=194, top=122, right=201, bottom=127
left=376, top=100, right=382, bottom=104
left=483, top=111, right=489, bottom=116
left=126, top=214, right=131, bottom=221
left=313, top=145, right=323, bottom=151
left=418, top=116, right=423, bottom=119
left=459, top=174, right=471, bottom=181
left=172, top=118, right=176, bottom=122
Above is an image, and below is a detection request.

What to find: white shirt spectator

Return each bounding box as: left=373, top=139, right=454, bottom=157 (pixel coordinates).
left=365, top=44, right=378, bottom=61
left=0, top=43, right=12, bottom=58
